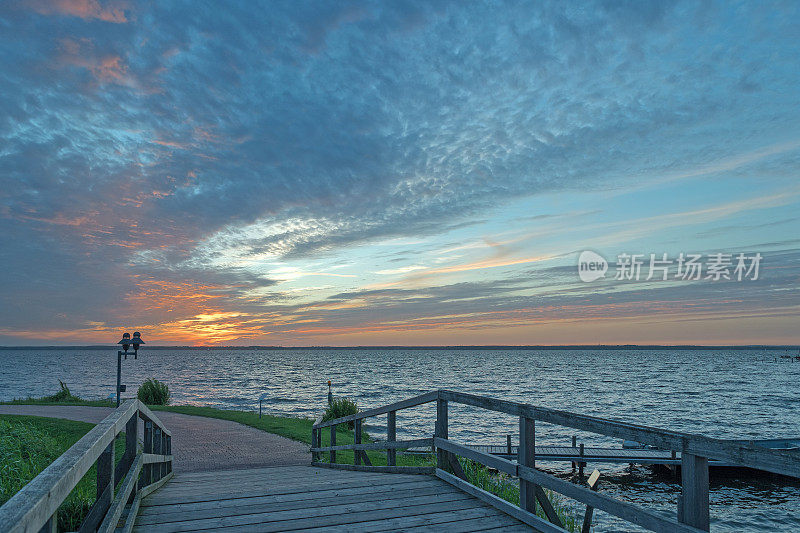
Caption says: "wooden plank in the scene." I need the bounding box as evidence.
[330,424,336,463]
[138,472,173,499]
[533,485,564,529]
[439,389,800,477]
[313,391,438,429]
[387,410,397,466]
[141,420,153,489]
[435,469,566,533]
[143,499,485,533]
[138,479,446,517]
[98,454,143,533]
[79,483,111,533]
[136,491,479,532]
[147,474,430,505]
[295,506,517,532]
[517,464,703,533]
[434,438,516,476]
[518,416,536,516]
[120,494,142,533]
[436,398,448,470]
[311,462,435,474]
[353,420,361,466]
[153,468,428,492]
[447,452,468,481]
[137,402,172,437]
[142,453,173,464]
[115,414,138,489]
[679,453,709,531]
[0,400,138,533]
[137,484,462,525]
[394,513,524,532]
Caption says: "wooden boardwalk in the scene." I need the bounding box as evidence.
[132,466,533,532]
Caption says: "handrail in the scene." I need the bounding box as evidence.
[312,390,438,428]
[0,399,173,533]
[311,389,800,532]
[439,390,800,478]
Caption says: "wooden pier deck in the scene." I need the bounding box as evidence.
[132,465,533,532]
[4,391,800,533]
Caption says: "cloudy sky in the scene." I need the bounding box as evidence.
[0,0,798,346]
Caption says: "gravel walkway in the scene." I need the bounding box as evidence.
[0,405,309,473]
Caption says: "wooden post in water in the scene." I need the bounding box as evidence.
[387,410,397,466]
[330,424,337,464]
[579,442,585,478]
[679,452,710,531]
[506,434,512,455]
[518,416,536,515]
[572,435,577,472]
[582,469,601,533]
[354,420,361,466]
[435,398,448,470]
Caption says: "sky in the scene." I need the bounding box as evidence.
[0,0,799,346]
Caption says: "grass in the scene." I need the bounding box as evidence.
[0,414,126,531]
[2,381,115,407]
[458,458,581,531]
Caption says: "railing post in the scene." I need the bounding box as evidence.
[125,413,138,503]
[96,440,115,516]
[38,513,56,533]
[166,434,172,474]
[679,452,710,531]
[153,427,163,482]
[311,428,319,462]
[435,398,448,470]
[387,410,397,466]
[142,420,153,487]
[330,424,336,463]
[519,416,536,515]
[354,420,361,465]
[161,431,168,479]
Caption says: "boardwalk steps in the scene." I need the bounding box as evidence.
[132,466,531,532]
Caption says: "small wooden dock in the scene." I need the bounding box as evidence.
[3,390,800,533]
[133,465,532,532]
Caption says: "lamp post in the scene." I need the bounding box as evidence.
[116,331,145,407]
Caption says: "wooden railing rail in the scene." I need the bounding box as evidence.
[0,400,173,533]
[311,389,800,532]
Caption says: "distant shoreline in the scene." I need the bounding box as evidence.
[0,344,796,350]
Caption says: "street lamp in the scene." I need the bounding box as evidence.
[116,331,145,407]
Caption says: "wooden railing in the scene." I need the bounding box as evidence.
[0,400,173,533]
[311,389,800,532]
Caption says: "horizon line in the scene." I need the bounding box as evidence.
[0,344,797,350]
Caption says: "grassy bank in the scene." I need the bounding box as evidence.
[0,415,125,531]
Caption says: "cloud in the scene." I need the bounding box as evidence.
[1,1,800,343]
[26,0,130,23]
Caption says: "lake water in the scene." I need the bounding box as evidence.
[1,347,798,531]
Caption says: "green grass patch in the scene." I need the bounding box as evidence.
[458,458,581,531]
[0,414,126,532]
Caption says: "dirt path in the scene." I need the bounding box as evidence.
[0,405,309,473]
